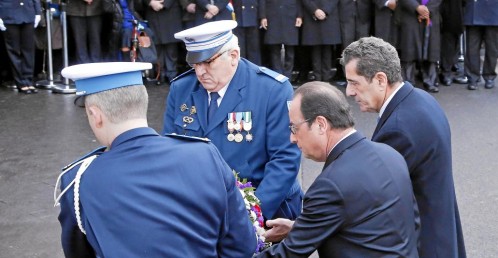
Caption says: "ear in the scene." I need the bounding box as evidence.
[374,72,389,89]
[315,116,328,132]
[229,49,239,65]
[87,106,104,129]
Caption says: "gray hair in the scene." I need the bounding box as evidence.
[340,37,403,84]
[294,81,355,129]
[85,85,148,124]
[219,34,241,61]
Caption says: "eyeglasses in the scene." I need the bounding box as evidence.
[188,50,228,68]
[289,118,311,134]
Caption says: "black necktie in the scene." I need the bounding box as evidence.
[208,92,219,124]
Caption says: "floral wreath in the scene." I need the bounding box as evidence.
[234,172,272,253]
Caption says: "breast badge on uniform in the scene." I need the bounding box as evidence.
[180,103,197,133]
[227,111,253,143]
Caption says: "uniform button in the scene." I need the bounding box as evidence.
[20,2,24,5]
[242,6,245,9]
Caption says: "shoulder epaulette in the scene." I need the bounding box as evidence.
[62,146,107,172]
[164,133,211,142]
[258,66,288,83]
[171,68,196,82]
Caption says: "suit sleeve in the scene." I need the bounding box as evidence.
[58,169,96,258]
[254,81,301,219]
[33,0,42,15]
[256,177,345,257]
[213,146,257,257]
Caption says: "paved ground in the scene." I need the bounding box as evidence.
[0,78,497,257]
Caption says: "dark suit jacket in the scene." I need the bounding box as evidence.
[256,131,419,257]
[373,82,466,257]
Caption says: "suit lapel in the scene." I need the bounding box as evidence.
[323,131,365,171]
[205,61,247,134]
[372,82,415,137]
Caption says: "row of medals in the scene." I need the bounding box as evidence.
[227,112,253,142]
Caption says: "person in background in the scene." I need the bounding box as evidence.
[396,0,442,93]
[463,0,498,90]
[342,36,466,257]
[300,0,341,83]
[142,0,183,85]
[163,20,303,222]
[438,0,467,87]
[57,61,256,257]
[0,0,42,94]
[259,0,302,78]
[66,0,104,64]
[256,81,419,257]
[232,0,262,65]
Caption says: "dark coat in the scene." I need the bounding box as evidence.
[373,82,467,258]
[0,0,41,24]
[338,0,372,47]
[441,0,463,35]
[256,132,419,257]
[193,0,232,25]
[373,0,398,46]
[58,128,256,257]
[396,0,442,62]
[301,0,341,46]
[259,0,302,45]
[66,0,104,16]
[463,0,498,26]
[142,0,183,44]
[233,0,259,27]
[163,59,302,220]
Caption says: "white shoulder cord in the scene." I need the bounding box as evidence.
[53,155,97,235]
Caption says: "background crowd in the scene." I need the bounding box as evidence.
[0,0,497,93]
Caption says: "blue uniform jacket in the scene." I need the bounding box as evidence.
[57,127,256,257]
[256,132,419,257]
[373,82,466,257]
[163,59,302,220]
[0,0,41,24]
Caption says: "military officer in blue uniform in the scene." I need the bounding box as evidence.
[55,62,256,257]
[163,20,303,221]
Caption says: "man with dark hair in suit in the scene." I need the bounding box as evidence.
[256,81,419,257]
[342,36,466,258]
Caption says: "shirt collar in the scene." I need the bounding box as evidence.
[379,82,404,118]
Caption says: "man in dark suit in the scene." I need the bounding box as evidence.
[56,62,256,257]
[163,20,302,221]
[256,81,419,257]
[342,36,466,258]
[463,0,498,90]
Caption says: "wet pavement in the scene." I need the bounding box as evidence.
[0,79,497,257]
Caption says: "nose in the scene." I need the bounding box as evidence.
[345,83,355,96]
[290,133,297,144]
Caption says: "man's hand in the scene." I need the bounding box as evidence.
[0,18,6,31]
[84,0,93,4]
[260,18,268,30]
[314,9,326,20]
[206,4,219,16]
[150,0,165,11]
[386,0,396,11]
[263,218,294,242]
[295,17,302,27]
[186,3,196,13]
[34,15,41,28]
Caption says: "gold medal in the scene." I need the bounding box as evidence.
[235,133,243,143]
[227,133,235,141]
[245,133,253,142]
